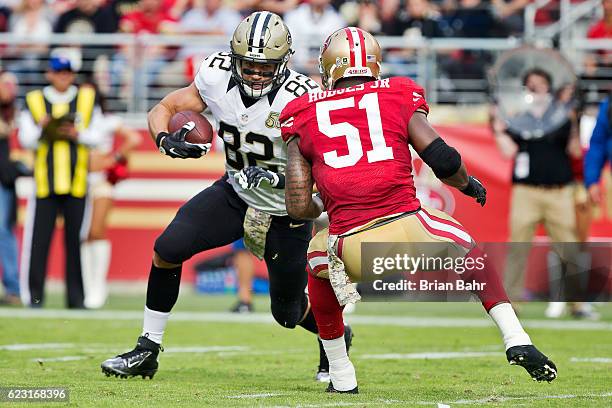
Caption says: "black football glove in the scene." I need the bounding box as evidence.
[235,166,285,190]
[156,121,211,159]
[460,176,487,207]
[313,192,325,212]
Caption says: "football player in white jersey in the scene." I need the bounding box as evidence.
[101,11,351,382]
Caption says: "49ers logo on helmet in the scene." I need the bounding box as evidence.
[346,67,370,76]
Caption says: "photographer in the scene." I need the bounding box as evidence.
[491,68,582,314]
[18,55,103,308]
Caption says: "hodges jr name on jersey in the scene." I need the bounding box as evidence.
[195,52,320,216]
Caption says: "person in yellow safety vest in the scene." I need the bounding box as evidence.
[17,55,103,309]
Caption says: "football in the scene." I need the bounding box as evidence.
[168,111,214,145]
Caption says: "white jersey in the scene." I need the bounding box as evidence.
[194,51,320,216]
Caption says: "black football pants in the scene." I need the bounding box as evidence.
[154,175,314,329]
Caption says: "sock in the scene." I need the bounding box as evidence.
[81,242,94,306]
[298,294,319,334]
[307,274,344,340]
[318,338,329,370]
[462,246,509,311]
[141,306,170,345]
[321,337,357,391]
[145,263,182,313]
[141,263,182,344]
[489,302,532,350]
[84,240,111,309]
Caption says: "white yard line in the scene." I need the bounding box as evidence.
[1,343,251,354]
[570,357,612,363]
[2,309,611,331]
[226,393,286,399]
[163,346,248,353]
[427,392,612,405]
[270,393,612,407]
[31,356,87,363]
[360,351,499,360]
[0,343,75,351]
[270,403,361,408]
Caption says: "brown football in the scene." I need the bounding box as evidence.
[168,111,214,145]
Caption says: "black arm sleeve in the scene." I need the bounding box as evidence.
[419,137,462,179]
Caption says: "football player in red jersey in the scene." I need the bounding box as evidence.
[280,27,557,393]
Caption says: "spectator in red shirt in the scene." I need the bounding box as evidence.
[588,0,612,39]
[111,0,190,22]
[111,0,177,108]
[120,0,177,34]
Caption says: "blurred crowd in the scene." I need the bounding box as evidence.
[0,0,601,39]
[0,0,568,40]
[0,0,609,101]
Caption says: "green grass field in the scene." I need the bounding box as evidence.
[1,292,611,407]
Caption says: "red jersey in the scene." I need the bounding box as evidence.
[588,20,612,39]
[280,76,428,235]
[120,10,175,34]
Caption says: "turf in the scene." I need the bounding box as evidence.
[0,293,610,407]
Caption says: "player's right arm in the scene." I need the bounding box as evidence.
[281,97,324,220]
[147,82,206,141]
[408,111,487,207]
[148,83,210,159]
[285,138,325,220]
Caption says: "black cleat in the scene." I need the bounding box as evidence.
[326,382,359,394]
[230,301,254,313]
[101,336,161,379]
[316,325,354,382]
[506,345,557,382]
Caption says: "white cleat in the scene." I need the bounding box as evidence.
[315,368,331,383]
[545,302,566,318]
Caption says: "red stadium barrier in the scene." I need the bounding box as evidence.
[14,124,612,288]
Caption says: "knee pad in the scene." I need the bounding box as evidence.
[270,296,307,329]
[154,224,193,265]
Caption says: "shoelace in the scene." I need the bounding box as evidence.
[116,348,153,360]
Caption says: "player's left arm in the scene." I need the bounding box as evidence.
[285,138,324,219]
[409,111,487,207]
[235,166,285,190]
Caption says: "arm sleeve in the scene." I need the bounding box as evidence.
[419,137,462,179]
[17,110,42,149]
[77,107,106,147]
[584,99,610,187]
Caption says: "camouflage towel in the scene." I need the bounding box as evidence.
[327,234,361,306]
[243,206,272,260]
